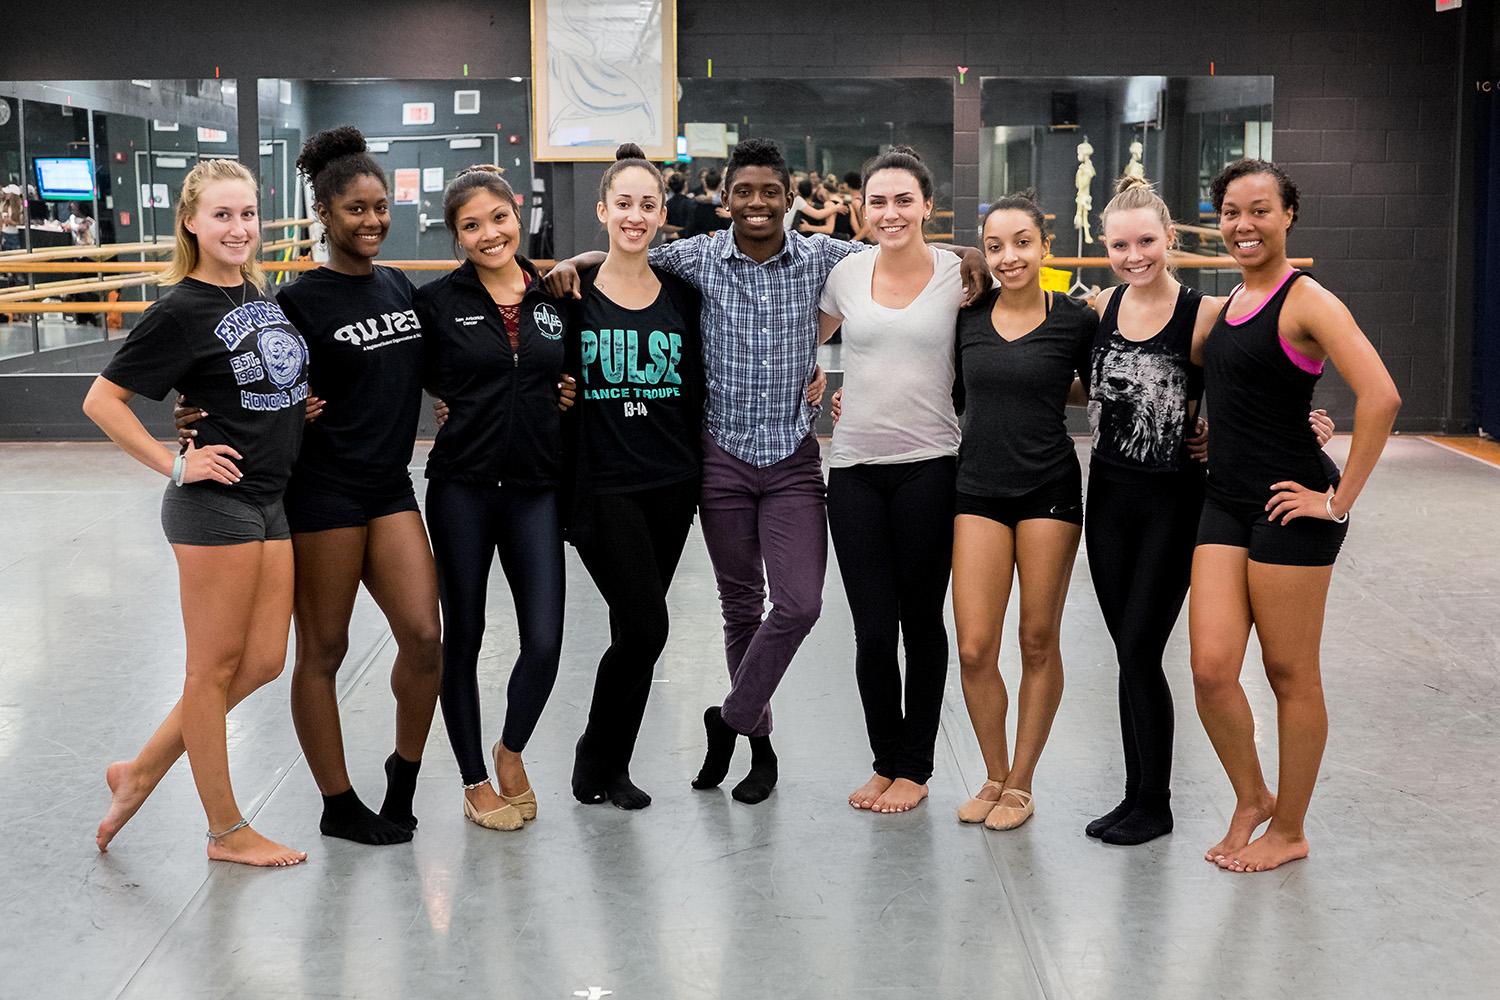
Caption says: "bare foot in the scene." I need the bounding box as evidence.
[1204,792,1276,864]
[849,774,892,810]
[873,778,928,814]
[97,760,150,852]
[205,825,307,867]
[1220,828,1309,873]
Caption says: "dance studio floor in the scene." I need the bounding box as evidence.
[1,436,1495,999]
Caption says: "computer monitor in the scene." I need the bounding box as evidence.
[34,157,95,202]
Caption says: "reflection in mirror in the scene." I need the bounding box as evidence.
[677,78,956,242]
[0,79,238,369]
[258,79,532,283]
[979,75,1272,295]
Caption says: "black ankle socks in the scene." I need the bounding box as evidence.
[605,773,652,811]
[731,735,778,804]
[1101,792,1173,846]
[691,706,739,790]
[322,788,413,846]
[379,752,422,831]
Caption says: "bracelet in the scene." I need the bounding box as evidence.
[171,452,187,487]
[1325,493,1349,523]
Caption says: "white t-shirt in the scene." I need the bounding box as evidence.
[784,195,808,231]
[819,246,964,467]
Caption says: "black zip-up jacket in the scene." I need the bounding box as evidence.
[415,257,567,487]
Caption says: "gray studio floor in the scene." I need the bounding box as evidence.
[1,436,1496,1000]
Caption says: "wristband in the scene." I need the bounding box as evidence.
[172,452,187,487]
[1324,493,1349,523]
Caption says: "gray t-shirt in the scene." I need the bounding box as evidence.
[818,246,963,468]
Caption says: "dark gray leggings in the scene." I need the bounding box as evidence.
[425,479,565,785]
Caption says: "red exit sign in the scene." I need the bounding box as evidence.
[402,102,436,126]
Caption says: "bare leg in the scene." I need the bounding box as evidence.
[1189,545,1275,863]
[288,527,366,795]
[1221,560,1333,873]
[952,515,1017,809]
[362,511,442,764]
[1001,517,1080,796]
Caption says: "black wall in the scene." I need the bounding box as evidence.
[0,0,1471,435]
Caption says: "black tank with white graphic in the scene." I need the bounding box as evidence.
[1088,283,1204,474]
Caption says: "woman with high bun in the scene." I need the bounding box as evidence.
[563,143,705,811]
[177,126,442,846]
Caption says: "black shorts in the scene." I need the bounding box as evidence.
[283,479,420,534]
[956,463,1083,529]
[160,483,290,546]
[1195,491,1348,567]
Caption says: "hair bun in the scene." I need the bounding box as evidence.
[887,144,922,161]
[296,125,367,182]
[615,142,646,161]
[1011,187,1040,204]
[461,163,506,177]
[1114,175,1154,195]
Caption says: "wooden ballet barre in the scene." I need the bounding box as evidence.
[0,241,173,263]
[1048,255,1313,268]
[1175,224,1226,243]
[260,217,314,230]
[259,237,318,253]
[1,300,151,314]
[0,273,158,301]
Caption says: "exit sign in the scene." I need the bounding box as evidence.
[1436,0,1460,10]
[402,102,436,126]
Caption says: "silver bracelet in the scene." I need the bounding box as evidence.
[171,451,187,487]
[1325,494,1349,523]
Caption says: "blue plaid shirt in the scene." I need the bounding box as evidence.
[650,230,869,467]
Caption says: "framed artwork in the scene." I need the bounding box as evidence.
[530,0,678,161]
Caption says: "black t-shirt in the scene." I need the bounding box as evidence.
[1088,283,1205,475]
[102,277,309,501]
[686,199,723,239]
[955,289,1097,497]
[571,278,703,493]
[666,193,695,231]
[276,265,423,495]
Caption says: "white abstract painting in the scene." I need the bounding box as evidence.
[532,0,677,161]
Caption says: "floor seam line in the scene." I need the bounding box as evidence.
[105,628,395,1000]
[1421,435,1500,471]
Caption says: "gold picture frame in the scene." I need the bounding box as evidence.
[530,0,678,161]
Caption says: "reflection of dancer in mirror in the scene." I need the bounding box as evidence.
[1074,139,1096,244]
[1192,160,1400,873]
[1124,139,1146,181]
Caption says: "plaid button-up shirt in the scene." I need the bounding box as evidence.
[650,229,869,467]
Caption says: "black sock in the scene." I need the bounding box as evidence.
[1086,788,1138,839]
[379,752,422,831]
[1101,791,1173,846]
[605,772,652,811]
[572,741,611,804]
[691,706,739,790]
[321,788,413,846]
[731,735,778,804]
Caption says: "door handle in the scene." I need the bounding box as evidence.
[418,212,442,233]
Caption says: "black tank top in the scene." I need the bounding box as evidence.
[831,199,855,240]
[1202,270,1336,505]
[1088,283,1204,474]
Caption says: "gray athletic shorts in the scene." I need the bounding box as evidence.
[160,482,290,546]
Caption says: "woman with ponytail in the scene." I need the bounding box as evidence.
[564,143,705,810]
[415,163,570,832]
[180,126,442,845]
[84,159,308,866]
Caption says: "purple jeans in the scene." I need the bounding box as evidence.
[699,431,828,737]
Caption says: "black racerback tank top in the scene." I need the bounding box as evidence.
[1202,269,1337,505]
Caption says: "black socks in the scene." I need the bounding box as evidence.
[731,735,778,805]
[1086,793,1137,839]
[321,788,412,846]
[574,738,653,810]
[379,752,422,831]
[1100,791,1173,846]
[691,706,739,790]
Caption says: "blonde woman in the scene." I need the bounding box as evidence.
[83,159,309,867]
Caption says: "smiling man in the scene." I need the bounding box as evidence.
[548,138,988,804]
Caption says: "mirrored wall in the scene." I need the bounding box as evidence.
[980,75,1272,292]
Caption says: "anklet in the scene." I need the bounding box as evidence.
[207,818,249,841]
[463,779,490,791]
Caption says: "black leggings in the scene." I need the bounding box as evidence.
[426,479,565,785]
[1083,463,1203,797]
[827,457,956,785]
[573,480,698,777]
